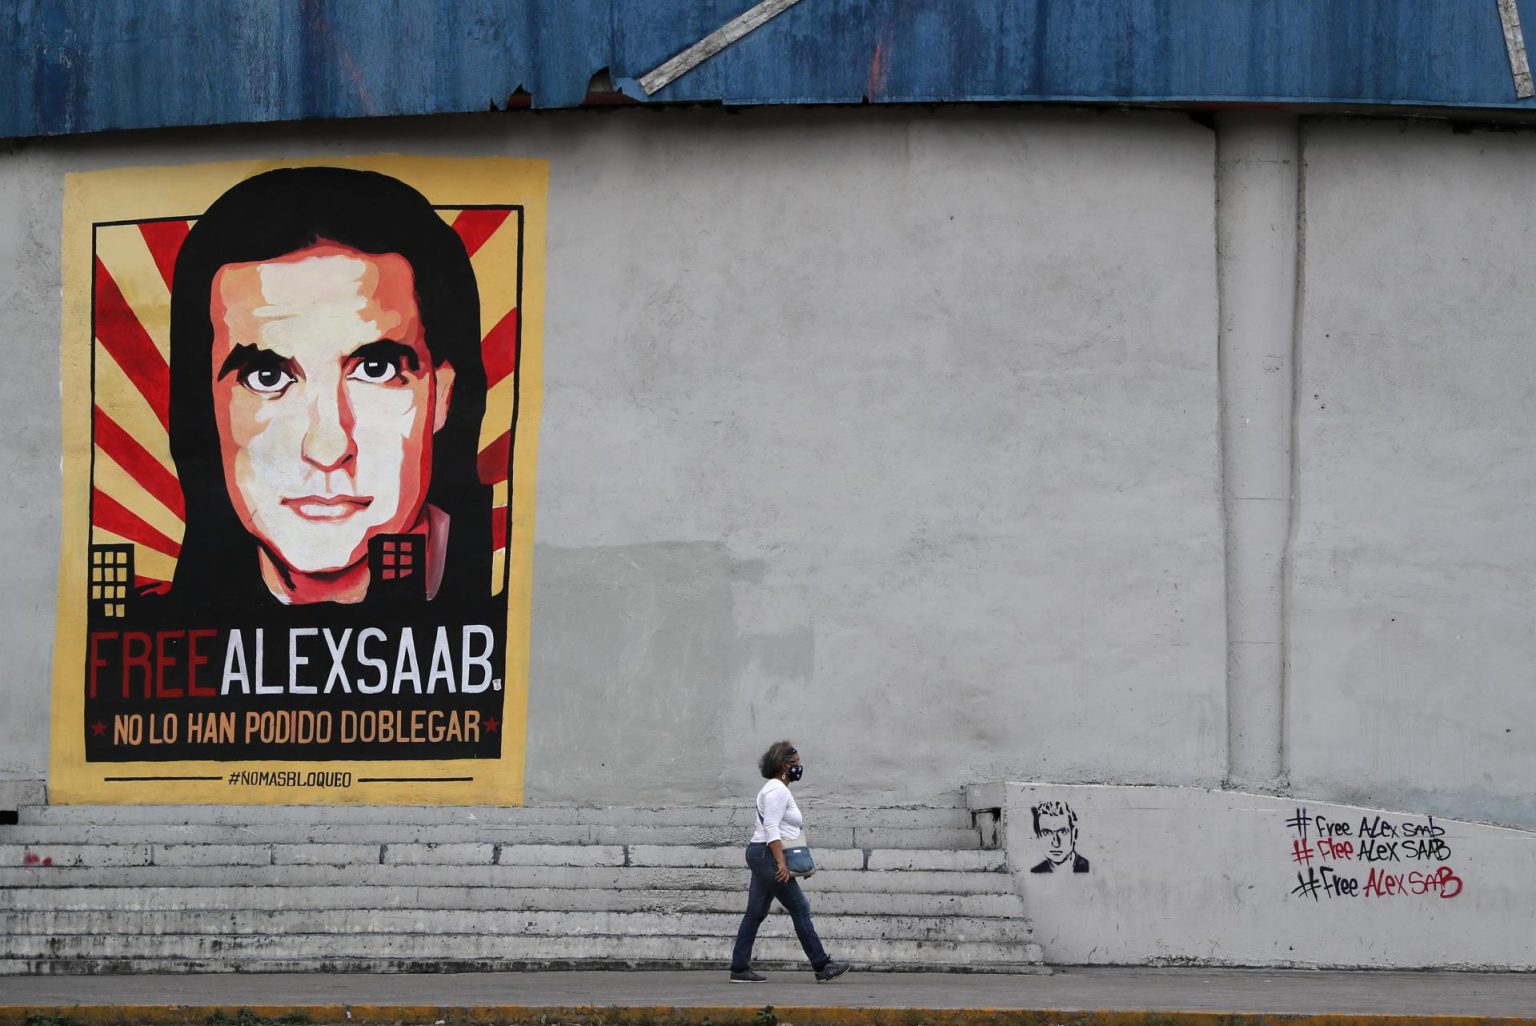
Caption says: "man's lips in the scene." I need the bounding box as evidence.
[281,494,374,522]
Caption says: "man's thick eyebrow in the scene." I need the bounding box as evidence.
[349,338,421,372]
[218,344,294,380]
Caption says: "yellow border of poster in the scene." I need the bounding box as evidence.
[50,155,546,805]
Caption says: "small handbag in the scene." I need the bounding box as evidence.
[759,808,815,878]
[782,844,816,878]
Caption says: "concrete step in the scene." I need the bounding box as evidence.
[17,803,978,831]
[0,863,1017,893]
[0,931,1041,969]
[2,908,1027,943]
[3,956,1046,975]
[627,846,1004,871]
[0,842,1004,872]
[0,885,1027,918]
[0,822,983,850]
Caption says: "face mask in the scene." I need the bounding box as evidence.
[787,764,804,782]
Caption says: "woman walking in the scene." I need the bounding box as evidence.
[728,740,850,983]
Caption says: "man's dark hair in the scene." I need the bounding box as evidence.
[166,166,490,609]
[1031,800,1077,837]
[758,740,797,779]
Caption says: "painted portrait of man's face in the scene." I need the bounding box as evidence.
[1038,812,1077,865]
[208,242,455,599]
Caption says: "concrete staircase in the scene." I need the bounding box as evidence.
[0,802,1043,974]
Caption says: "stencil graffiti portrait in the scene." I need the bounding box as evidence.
[1030,800,1090,873]
[50,157,547,804]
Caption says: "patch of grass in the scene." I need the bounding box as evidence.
[204,1010,310,1026]
[24,1014,84,1026]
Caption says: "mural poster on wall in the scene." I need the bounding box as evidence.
[49,157,546,804]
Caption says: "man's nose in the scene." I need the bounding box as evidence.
[301,379,356,473]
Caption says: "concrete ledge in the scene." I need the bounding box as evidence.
[1,823,980,850]
[968,782,1536,969]
[0,909,1027,939]
[0,863,1020,892]
[4,1007,1533,1026]
[0,779,44,811]
[0,885,1027,917]
[0,932,1036,964]
[4,967,1536,1023]
[16,805,977,829]
[0,958,1049,975]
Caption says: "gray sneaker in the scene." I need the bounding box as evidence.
[729,969,766,983]
[815,961,850,982]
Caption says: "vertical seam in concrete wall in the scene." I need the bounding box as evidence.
[1211,130,1233,782]
[1280,119,1311,785]
[1215,112,1300,790]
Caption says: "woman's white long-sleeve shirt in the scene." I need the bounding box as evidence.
[750,778,803,844]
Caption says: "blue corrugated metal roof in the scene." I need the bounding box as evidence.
[5,0,1536,140]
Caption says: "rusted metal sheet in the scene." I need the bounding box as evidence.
[5,0,1536,140]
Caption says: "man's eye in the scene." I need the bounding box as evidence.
[349,357,401,384]
[241,368,295,394]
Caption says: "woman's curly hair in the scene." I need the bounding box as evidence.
[758,740,797,779]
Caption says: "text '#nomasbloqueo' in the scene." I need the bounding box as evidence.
[226,770,352,788]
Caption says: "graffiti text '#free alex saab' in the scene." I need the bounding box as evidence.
[1287,806,1463,901]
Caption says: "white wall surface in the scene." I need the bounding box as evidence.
[971,782,1536,968]
[1289,120,1536,828]
[0,142,64,785]
[15,111,1536,828]
[529,108,1226,805]
[5,105,1536,969]
[0,107,1228,807]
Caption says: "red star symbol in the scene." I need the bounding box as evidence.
[91,721,108,736]
[482,716,500,734]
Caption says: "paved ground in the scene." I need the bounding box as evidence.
[4,967,1536,1019]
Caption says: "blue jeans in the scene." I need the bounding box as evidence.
[729,842,829,972]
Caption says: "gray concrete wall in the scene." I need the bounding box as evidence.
[10,108,1536,832]
[1288,119,1536,828]
[527,108,1226,806]
[8,106,1536,967]
[0,141,64,787]
[0,108,1227,806]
